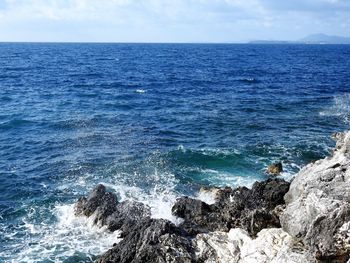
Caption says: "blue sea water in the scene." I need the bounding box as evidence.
[0,43,349,262]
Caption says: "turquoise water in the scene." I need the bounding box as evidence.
[0,43,349,262]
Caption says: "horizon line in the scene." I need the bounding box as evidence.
[0,41,349,45]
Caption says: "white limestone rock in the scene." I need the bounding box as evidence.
[281,131,350,261]
[194,228,307,263]
[194,231,241,263]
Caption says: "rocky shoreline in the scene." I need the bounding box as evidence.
[74,131,350,263]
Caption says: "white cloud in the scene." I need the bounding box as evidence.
[0,0,349,42]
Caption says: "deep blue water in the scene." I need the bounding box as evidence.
[0,43,349,262]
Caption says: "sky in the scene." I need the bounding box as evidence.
[0,0,349,42]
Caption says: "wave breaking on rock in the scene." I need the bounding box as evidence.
[74,131,350,263]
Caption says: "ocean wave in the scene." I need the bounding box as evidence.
[57,168,184,235]
[0,143,319,261]
[319,93,350,124]
[0,204,121,263]
[0,170,184,262]
[103,182,184,225]
[0,118,36,130]
[197,168,260,188]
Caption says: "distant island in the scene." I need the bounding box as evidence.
[249,33,350,44]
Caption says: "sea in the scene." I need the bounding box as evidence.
[0,43,349,262]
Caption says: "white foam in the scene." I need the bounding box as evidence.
[199,148,233,156]
[320,93,350,124]
[1,204,121,263]
[200,168,258,188]
[2,172,188,261]
[104,181,184,225]
[135,89,146,93]
[177,144,185,152]
[22,220,39,234]
[143,187,184,225]
[1,161,290,261]
[201,169,219,174]
[58,168,185,227]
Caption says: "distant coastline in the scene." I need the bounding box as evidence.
[1,34,350,45]
[248,33,350,45]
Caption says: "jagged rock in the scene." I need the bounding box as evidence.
[107,200,152,232]
[171,197,215,235]
[309,205,350,262]
[172,197,212,220]
[215,178,290,210]
[73,131,350,263]
[74,184,151,230]
[74,184,118,225]
[75,186,194,263]
[281,131,350,262]
[74,179,290,262]
[97,218,193,263]
[267,162,283,175]
[172,178,290,236]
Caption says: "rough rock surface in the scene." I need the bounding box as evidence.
[172,178,290,236]
[97,218,194,263]
[75,179,290,262]
[74,184,151,230]
[281,131,350,262]
[75,184,119,226]
[75,185,193,263]
[194,228,308,263]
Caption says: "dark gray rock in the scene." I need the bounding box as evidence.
[107,200,151,232]
[309,205,350,262]
[74,184,151,230]
[172,178,290,236]
[172,197,212,220]
[97,218,193,263]
[74,180,289,262]
[74,184,118,225]
[172,196,229,235]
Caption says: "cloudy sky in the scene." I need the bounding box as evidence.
[0,0,349,42]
